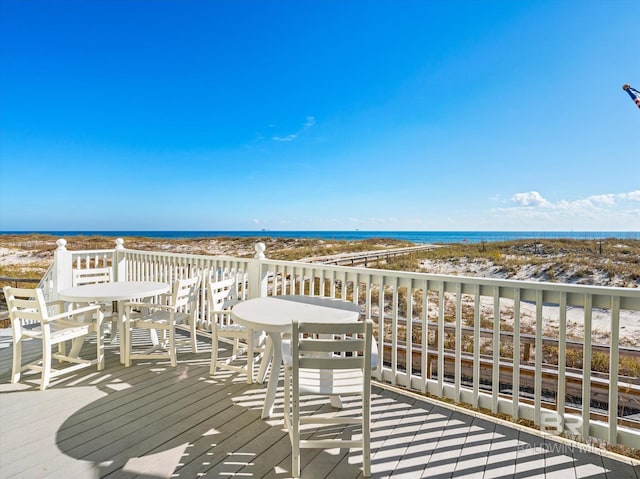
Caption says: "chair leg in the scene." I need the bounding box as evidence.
[191,319,198,353]
[363,395,371,476]
[210,330,218,376]
[11,336,22,384]
[41,340,52,391]
[96,315,104,371]
[124,320,132,367]
[291,366,302,477]
[110,318,118,343]
[291,390,301,477]
[283,369,290,426]
[246,332,254,384]
[169,328,176,367]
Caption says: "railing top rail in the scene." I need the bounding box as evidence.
[120,248,254,263]
[69,249,116,255]
[261,257,640,297]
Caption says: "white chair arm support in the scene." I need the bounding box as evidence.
[46,304,102,323]
[124,301,175,312]
[44,300,67,313]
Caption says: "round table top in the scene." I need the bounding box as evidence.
[58,281,171,302]
[231,295,361,333]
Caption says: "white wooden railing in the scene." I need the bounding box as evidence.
[40,238,640,450]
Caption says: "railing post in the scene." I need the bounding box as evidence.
[247,242,268,299]
[113,238,126,281]
[53,238,72,299]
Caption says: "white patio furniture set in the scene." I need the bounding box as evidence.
[3,269,375,477]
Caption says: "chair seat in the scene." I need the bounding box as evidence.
[21,321,93,339]
[217,323,248,332]
[132,310,190,327]
[217,324,266,344]
[49,323,94,341]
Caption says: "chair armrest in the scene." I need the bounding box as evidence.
[225,299,240,308]
[46,303,102,322]
[153,293,173,306]
[45,300,66,315]
[124,301,174,312]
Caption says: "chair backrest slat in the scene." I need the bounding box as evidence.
[172,276,200,311]
[297,322,362,335]
[299,338,367,353]
[299,356,365,370]
[292,320,373,375]
[4,286,48,324]
[208,278,236,312]
[207,278,238,328]
[72,267,112,286]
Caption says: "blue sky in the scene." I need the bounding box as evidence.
[1,0,638,232]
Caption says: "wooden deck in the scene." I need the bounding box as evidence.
[1,329,639,479]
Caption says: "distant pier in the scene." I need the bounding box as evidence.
[302,244,437,266]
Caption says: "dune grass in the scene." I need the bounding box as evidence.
[379,238,640,287]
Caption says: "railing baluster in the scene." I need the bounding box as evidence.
[512,288,521,420]
[492,288,500,414]
[454,282,462,402]
[405,278,413,388]
[377,274,384,381]
[421,279,429,394]
[473,284,481,409]
[582,293,593,440]
[534,289,543,426]
[558,292,567,430]
[609,295,620,444]
[391,277,399,381]
[437,285,445,396]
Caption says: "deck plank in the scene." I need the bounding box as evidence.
[1,330,639,479]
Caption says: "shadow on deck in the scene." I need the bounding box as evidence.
[1,330,638,479]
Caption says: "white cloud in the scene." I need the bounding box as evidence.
[272,134,297,142]
[511,191,550,207]
[492,189,640,229]
[585,191,640,205]
[587,193,617,205]
[271,116,316,142]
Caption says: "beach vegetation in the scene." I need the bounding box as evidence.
[378,238,640,288]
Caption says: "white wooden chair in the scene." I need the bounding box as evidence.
[4,286,104,391]
[283,319,373,477]
[72,267,116,339]
[124,276,199,367]
[207,278,266,384]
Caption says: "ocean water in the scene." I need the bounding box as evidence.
[1,230,638,244]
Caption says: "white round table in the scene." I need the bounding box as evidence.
[231,295,361,418]
[59,281,171,363]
